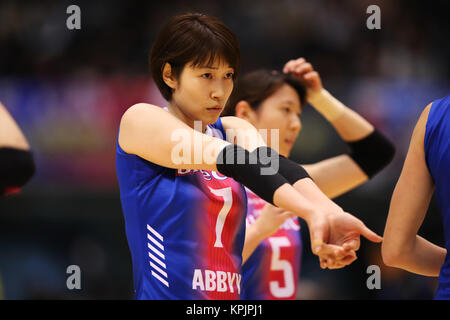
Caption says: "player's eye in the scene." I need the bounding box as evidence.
[202,73,212,79]
[225,72,234,79]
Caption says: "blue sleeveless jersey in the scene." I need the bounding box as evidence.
[116,116,247,299]
[424,94,450,300]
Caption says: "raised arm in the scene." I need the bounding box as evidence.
[283,58,395,199]
[119,103,230,171]
[382,104,446,276]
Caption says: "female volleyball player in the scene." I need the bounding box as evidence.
[224,58,395,299]
[0,102,35,196]
[382,94,450,299]
[116,13,382,300]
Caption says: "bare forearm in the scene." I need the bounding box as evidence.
[308,89,374,141]
[382,103,442,276]
[273,183,318,222]
[388,235,446,277]
[291,178,342,214]
[303,155,367,199]
[242,225,266,264]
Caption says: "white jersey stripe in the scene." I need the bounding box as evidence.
[151,270,169,287]
[150,261,168,278]
[148,242,165,259]
[147,224,164,242]
[149,252,166,269]
[147,233,164,251]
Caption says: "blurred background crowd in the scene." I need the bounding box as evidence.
[0,0,448,299]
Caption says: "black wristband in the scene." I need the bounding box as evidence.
[216,144,288,205]
[252,146,312,184]
[347,129,395,178]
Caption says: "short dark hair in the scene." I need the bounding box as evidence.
[223,70,307,116]
[149,13,241,101]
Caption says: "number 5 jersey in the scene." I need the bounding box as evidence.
[241,189,302,300]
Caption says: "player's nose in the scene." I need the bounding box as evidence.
[290,114,301,132]
[211,82,225,100]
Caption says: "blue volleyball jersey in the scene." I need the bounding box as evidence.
[424,94,450,300]
[241,189,302,300]
[116,116,247,300]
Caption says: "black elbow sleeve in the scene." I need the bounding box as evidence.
[347,129,396,178]
[0,147,36,193]
[216,144,312,204]
[216,144,288,205]
[252,146,311,185]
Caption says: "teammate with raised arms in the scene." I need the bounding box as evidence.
[223,58,395,299]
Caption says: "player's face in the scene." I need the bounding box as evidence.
[171,58,235,129]
[252,84,302,157]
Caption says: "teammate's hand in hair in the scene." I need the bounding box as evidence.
[282,57,322,97]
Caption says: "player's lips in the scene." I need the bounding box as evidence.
[206,106,223,113]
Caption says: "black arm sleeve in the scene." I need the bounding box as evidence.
[216,144,289,205]
[0,147,36,194]
[216,144,312,204]
[347,129,396,178]
[252,146,312,184]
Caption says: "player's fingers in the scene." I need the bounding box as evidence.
[329,251,357,269]
[359,222,383,243]
[310,226,326,254]
[335,251,356,262]
[315,243,347,258]
[334,252,356,266]
[327,261,346,270]
[343,238,360,251]
[286,58,305,68]
[303,71,319,80]
[295,63,313,75]
[283,60,296,74]
[339,253,358,266]
[327,256,335,266]
[327,244,357,260]
[290,58,306,70]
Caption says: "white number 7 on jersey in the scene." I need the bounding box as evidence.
[208,187,233,248]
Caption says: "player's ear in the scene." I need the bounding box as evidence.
[235,100,258,125]
[162,62,177,89]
